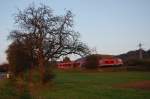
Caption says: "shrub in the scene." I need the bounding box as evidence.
[83,55,99,69]
[19,86,31,99]
[42,69,55,84]
[126,59,150,66]
[0,78,32,99]
[0,80,19,99]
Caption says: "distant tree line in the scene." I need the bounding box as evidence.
[117,49,150,66]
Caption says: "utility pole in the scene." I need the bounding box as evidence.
[138,43,143,59]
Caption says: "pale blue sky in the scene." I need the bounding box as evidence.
[0,0,150,63]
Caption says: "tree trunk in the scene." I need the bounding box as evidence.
[29,63,34,84]
[38,49,46,84]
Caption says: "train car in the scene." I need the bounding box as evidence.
[57,62,74,69]
[0,64,9,72]
[57,61,81,69]
[99,58,123,67]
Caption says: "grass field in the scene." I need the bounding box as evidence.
[32,70,150,99]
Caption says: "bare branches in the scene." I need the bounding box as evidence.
[9,4,90,62]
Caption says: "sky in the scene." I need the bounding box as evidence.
[0,0,150,63]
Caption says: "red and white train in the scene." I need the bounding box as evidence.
[57,58,123,69]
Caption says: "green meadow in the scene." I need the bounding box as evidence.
[34,70,150,99]
[0,70,150,99]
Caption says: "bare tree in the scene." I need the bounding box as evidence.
[8,4,90,83]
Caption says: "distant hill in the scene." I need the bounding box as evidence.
[75,54,115,62]
[117,49,150,61]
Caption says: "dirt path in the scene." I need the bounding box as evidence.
[115,80,150,90]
